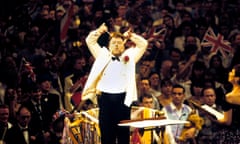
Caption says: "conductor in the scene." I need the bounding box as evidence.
[80,23,148,144]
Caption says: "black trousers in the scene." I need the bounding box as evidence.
[97,92,130,144]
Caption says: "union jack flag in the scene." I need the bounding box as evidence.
[142,24,167,42]
[201,27,233,57]
[142,25,167,52]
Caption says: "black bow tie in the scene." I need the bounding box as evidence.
[112,56,120,61]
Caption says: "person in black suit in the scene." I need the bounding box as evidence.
[21,84,51,144]
[37,75,61,129]
[4,105,35,144]
[0,104,12,143]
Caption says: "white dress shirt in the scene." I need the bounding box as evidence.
[19,125,29,144]
[97,59,127,93]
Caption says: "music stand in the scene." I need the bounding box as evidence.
[119,118,189,144]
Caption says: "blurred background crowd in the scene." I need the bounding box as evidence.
[1,0,240,143]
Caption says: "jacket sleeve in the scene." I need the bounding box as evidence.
[128,33,148,63]
[85,30,103,58]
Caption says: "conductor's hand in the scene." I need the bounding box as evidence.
[97,23,108,34]
[123,28,132,39]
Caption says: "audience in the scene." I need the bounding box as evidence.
[0,0,240,143]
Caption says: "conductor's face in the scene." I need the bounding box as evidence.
[109,37,125,56]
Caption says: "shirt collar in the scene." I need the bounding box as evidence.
[170,102,183,112]
[18,124,28,130]
[31,100,40,105]
[169,102,190,116]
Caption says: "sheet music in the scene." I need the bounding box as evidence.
[201,104,224,120]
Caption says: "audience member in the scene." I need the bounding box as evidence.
[47,116,64,144]
[21,85,52,144]
[4,87,21,123]
[0,56,19,89]
[138,78,160,110]
[229,32,240,54]
[173,21,198,52]
[148,72,161,96]
[136,59,154,83]
[169,47,183,66]
[182,35,199,59]
[64,55,88,111]
[162,84,198,143]
[188,82,204,104]
[139,93,155,109]
[196,87,224,144]
[157,78,173,109]
[172,53,198,97]
[189,61,207,88]
[131,93,163,144]
[229,45,240,70]
[0,104,12,143]
[19,60,37,96]
[207,54,228,84]
[4,105,34,144]
[203,70,227,106]
[162,14,177,50]
[159,59,173,80]
[37,75,61,124]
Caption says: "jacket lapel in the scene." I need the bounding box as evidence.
[82,50,111,103]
